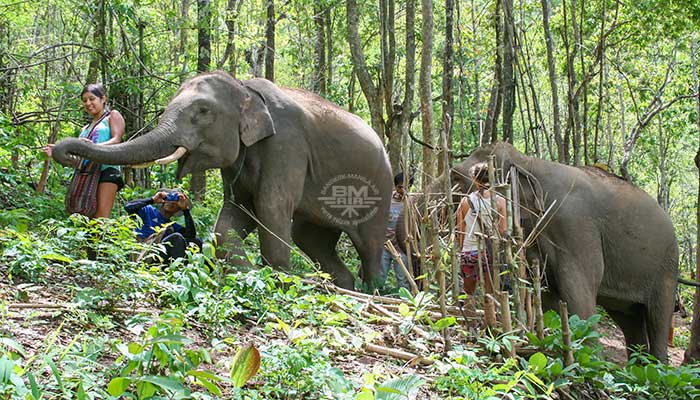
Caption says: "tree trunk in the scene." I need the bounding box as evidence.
[484,0,503,144]
[420,0,435,188]
[501,0,515,144]
[265,0,275,81]
[313,2,326,94]
[192,0,212,201]
[439,0,455,176]
[541,0,563,162]
[381,0,400,173]
[470,0,482,145]
[325,8,333,91]
[399,0,416,175]
[593,0,606,164]
[218,0,243,72]
[684,40,700,364]
[177,0,190,79]
[86,0,106,83]
[346,0,384,138]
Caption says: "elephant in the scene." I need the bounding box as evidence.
[398,142,678,363]
[51,71,393,290]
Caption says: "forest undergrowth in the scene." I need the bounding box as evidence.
[1,171,700,400]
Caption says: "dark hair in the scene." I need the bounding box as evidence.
[81,83,107,99]
[470,162,490,186]
[394,172,414,187]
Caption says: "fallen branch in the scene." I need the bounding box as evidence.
[7,302,156,314]
[363,342,435,366]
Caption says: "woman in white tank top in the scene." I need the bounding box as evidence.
[455,163,507,295]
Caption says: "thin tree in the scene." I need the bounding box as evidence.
[684,40,700,363]
[501,0,515,144]
[419,0,435,187]
[439,0,455,176]
[541,0,563,162]
[86,0,106,84]
[346,0,384,138]
[191,0,212,201]
[313,1,327,94]
[265,0,275,81]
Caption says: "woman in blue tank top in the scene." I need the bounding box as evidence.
[44,83,126,218]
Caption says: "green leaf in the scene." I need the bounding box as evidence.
[136,380,156,399]
[41,253,73,263]
[0,338,27,357]
[0,357,13,384]
[127,342,144,354]
[528,352,547,373]
[107,377,131,396]
[645,365,660,384]
[398,303,410,316]
[230,343,261,388]
[146,334,193,346]
[432,316,456,331]
[356,389,375,400]
[140,375,189,395]
[376,374,424,400]
[44,356,63,392]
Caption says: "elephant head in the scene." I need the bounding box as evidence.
[52,71,276,179]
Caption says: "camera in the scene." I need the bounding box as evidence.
[165,192,180,202]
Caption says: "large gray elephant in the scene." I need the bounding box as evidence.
[398,142,678,362]
[52,71,392,290]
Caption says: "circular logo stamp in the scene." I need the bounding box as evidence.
[318,174,381,226]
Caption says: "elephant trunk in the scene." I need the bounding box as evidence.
[52,125,179,168]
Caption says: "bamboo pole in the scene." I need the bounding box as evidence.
[533,259,545,340]
[440,127,460,303]
[559,301,574,366]
[431,212,452,352]
[487,155,501,291]
[499,291,515,358]
[385,240,420,295]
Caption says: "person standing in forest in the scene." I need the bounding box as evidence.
[455,162,507,295]
[43,83,125,218]
[380,172,413,291]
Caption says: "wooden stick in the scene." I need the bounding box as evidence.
[559,301,574,366]
[484,294,498,329]
[532,259,545,340]
[385,240,420,296]
[367,302,435,341]
[363,342,435,366]
[7,302,156,314]
[498,291,515,358]
[487,155,501,291]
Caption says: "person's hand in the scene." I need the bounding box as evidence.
[42,144,54,158]
[152,191,168,203]
[177,193,190,210]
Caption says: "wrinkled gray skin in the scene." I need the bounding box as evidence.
[398,142,678,362]
[52,71,392,290]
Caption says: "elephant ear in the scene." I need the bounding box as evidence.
[239,86,276,147]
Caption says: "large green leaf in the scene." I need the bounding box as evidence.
[230,343,261,388]
[107,377,131,397]
[376,374,424,400]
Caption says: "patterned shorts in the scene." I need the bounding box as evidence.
[460,250,491,281]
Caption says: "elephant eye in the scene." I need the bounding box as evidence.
[199,107,209,114]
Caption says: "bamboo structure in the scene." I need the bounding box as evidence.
[559,301,574,366]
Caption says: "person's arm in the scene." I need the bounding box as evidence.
[455,197,470,249]
[101,110,125,145]
[179,209,197,241]
[497,195,507,236]
[124,198,154,214]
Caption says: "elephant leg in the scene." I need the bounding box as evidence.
[644,287,674,363]
[346,223,385,290]
[553,258,599,319]
[255,200,294,269]
[608,308,648,357]
[214,200,256,266]
[292,221,354,290]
